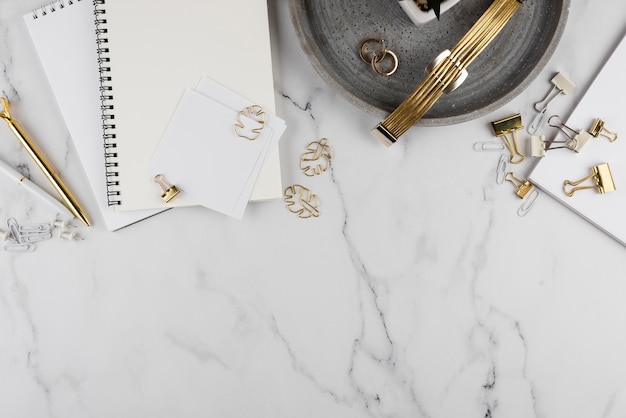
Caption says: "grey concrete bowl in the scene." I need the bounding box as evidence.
[289,0,570,126]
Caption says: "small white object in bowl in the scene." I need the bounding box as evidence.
[398,0,462,25]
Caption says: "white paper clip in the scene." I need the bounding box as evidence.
[547,116,591,153]
[495,153,509,184]
[529,72,575,134]
[517,188,539,217]
[474,141,506,152]
[4,218,50,252]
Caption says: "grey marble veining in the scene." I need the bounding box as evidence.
[0,0,626,417]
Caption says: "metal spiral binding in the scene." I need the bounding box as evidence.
[31,0,79,19]
[93,0,121,206]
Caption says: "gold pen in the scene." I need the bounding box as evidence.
[0,97,91,227]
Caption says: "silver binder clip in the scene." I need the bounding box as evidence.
[529,72,575,134]
[547,116,592,153]
[588,118,618,142]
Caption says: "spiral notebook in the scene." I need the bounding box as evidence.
[24,0,282,221]
[23,0,163,231]
[96,0,281,211]
[529,33,626,245]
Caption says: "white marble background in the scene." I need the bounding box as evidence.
[1,0,626,417]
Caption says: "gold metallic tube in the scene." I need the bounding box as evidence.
[372,0,524,146]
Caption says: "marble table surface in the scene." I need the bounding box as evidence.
[1,0,625,417]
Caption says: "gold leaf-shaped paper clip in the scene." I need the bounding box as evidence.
[300,138,334,176]
[284,184,320,218]
[234,105,267,140]
[492,113,525,164]
[153,174,180,203]
[588,118,618,142]
[563,163,616,197]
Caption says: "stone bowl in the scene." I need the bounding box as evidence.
[289,0,570,126]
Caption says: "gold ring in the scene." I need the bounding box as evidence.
[359,38,387,63]
[371,49,398,76]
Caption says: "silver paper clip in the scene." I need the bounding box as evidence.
[4,218,52,252]
[547,116,592,153]
[474,141,506,152]
[529,72,575,134]
[588,118,618,142]
[495,153,509,185]
[517,188,539,217]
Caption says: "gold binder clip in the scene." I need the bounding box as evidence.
[491,113,525,164]
[234,105,266,140]
[588,118,618,142]
[563,163,616,197]
[505,172,535,199]
[547,115,592,153]
[153,174,180,203]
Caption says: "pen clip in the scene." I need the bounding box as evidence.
[0,97,12,122]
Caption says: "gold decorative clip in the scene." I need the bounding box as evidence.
[153,174,180,203]
[300,138,333,176]
[563,163,616,197]
[234,105,267,140]
[284,184,320,218]
[588,118,618,142]
[505,172,534,199]
[492,113,525,164]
